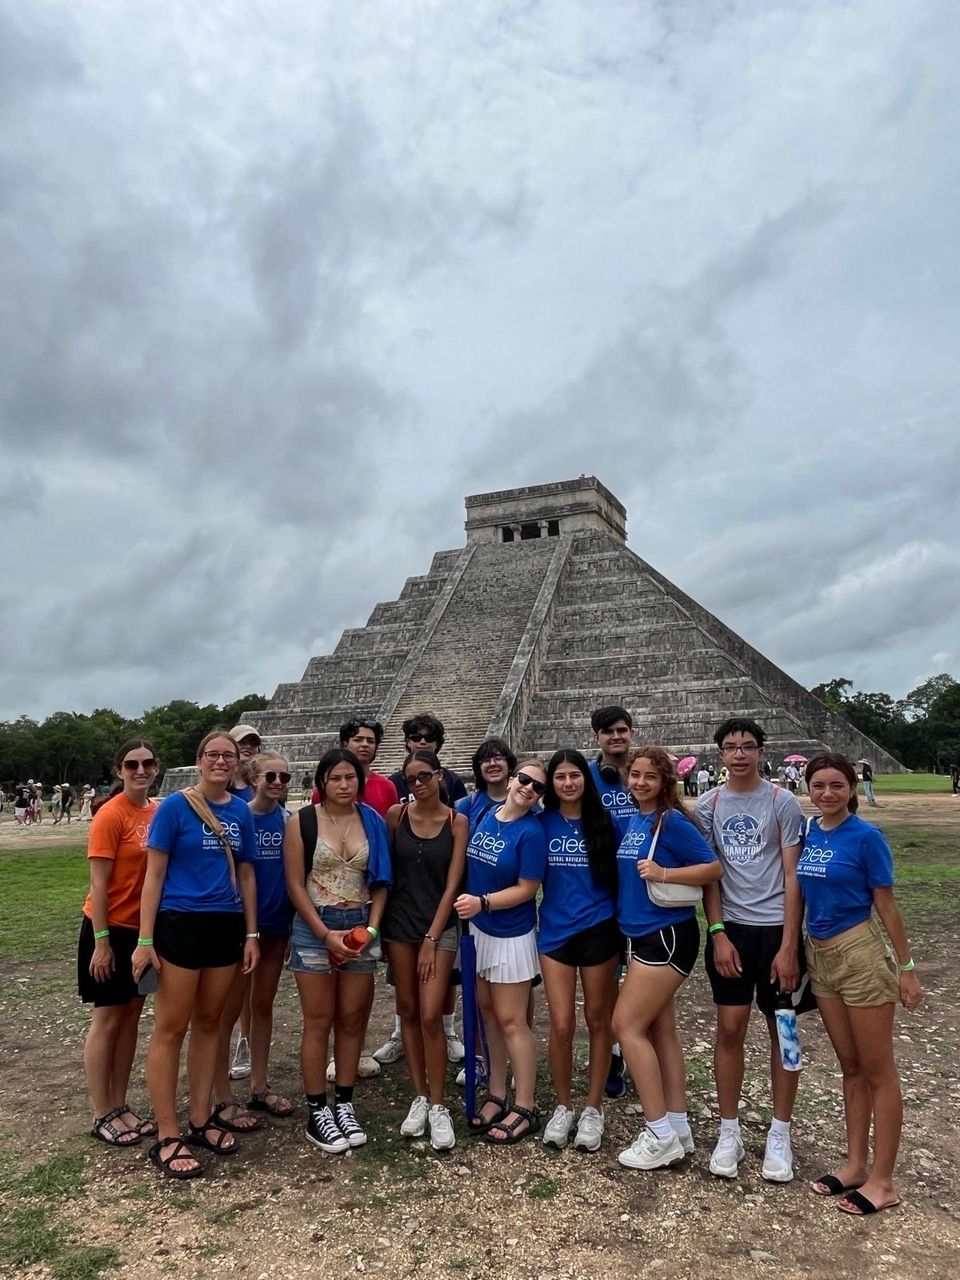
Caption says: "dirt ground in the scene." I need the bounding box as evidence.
[1,795,958,1280]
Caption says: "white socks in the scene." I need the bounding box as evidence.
[769,1117,791,1138]
[667,1110,690,1136]
[647,1115,675,1142]
[443,1013,455,1036]
[720,1117,741,1138]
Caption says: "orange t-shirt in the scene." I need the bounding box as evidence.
[82,793,159,930]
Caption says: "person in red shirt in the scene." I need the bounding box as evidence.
[78,740,160,1146]
[333,720,398,818]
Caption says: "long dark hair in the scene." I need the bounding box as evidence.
[543,749,618,895]
[805,753,859,813]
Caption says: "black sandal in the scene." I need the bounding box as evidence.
[211,1100,261,1133]
[469,1094,509,1135]
[248,1089,294,1118]
[186,1113,240,1155]
[484,1104,540,1146]
[148,1138,203,1180]
[122,1105,158,1138]
[91,1106,141,1147]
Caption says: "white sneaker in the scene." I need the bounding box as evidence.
[618,1128,685,1170]
[573,1106,604,1152]
[710,1131,746,1178]
[325,1058,336,1083]
[372,1033,404,1065]
[334,1102,367,1148]
[229,1035,251,1080]
[542,1104,576,1149]
[455,1055,487,1088]
[445,1033,465,1063]
[761,1128,794,1183]
[400,1095,430,1138]
[428,1104,456,1151]
[673,1125,695,1156]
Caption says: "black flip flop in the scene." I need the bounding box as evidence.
[148,1138,203,1180]
[812,1173,863,1197]
[837,1190,901,1217]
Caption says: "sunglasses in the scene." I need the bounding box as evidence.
[263,771,291,785]
[122,758,158,772]
[515,771,546,796]
[405,770,438,787]
[408,734,437,744]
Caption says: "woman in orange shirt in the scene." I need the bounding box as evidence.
[78,740,160,1145]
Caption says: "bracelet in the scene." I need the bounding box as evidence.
[899,959,915,972]
[366,925,380,941]
[246,932,260,940]
[661,866,667,883]
[137,937,153,947]
[93,928,110,941]
[424,932,438,944]
[708,923,726,935]
[480,894,490,913]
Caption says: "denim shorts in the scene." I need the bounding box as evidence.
[288,905,381,976]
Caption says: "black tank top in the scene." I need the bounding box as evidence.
[381,807,458,943]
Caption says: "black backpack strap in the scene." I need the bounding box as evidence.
[298,804,319,885]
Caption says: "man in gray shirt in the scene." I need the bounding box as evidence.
[694,717,806,1184]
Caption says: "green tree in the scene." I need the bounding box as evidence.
[219,693,269,726]
[809,677,854,714]
[904,673,957,720]
[927,683,960,770]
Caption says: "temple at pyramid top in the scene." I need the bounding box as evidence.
[464,476,627,545]
[161,476,903,790]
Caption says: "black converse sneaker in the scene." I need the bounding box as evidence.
[334,1102,367,1148]
[305,1104,348,1154]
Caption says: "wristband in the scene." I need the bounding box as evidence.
[246,932,260,939]
[708,923,726,935]
[480,894,490,913]
[424,932,438,944]
[366,925,379,941]
[899,959,915,972]
[137,937,153,947]
[93,928,110,940]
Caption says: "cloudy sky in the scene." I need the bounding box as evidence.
[2,1,958,722]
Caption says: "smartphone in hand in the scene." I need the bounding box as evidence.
[137,965,158,995]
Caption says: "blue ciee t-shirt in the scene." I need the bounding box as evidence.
[536,809,616,953]
[250,804,293,936]
[148,790,257,913]
[616,808,717,938]
[797,814,894,940]
[588,759,636,824]
[465,809,547,939]
[456,790,500,836]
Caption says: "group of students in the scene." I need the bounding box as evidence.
[77,708,921,1218]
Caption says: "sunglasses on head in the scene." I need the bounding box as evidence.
[263,771,291,785]
[515,771,546,796]
[122,758,158,772]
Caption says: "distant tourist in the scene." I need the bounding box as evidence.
[696,766,710,796]
[454,759,548,1144]
[613,747,721,1170]
[538,750,620,1154]
[694,717,807,1185]
[13,781,33,825]
[283,748,392,1156]
[387,713,467,805]
[338,720,398,818]
[61,782,74,823]
[80,784,96,821]
[33,783,44,824]
[132,730,260,1180]
[860,760,878,807]
[784,763,799,794]
[51,784,63,823]
[800,753,922,1216]
[79,741,160,1148]
[951,762,959,796]
[382,750,467,1150]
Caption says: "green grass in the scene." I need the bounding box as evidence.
[0,846,88,962]
[874,773,953,793]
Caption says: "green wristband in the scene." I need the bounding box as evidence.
[899,959,915,972]
[366,925,380,941]
[137,937,153,947]
[708,922,726,935]
[93,929,110,940]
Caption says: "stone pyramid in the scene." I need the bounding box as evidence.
[232,477,903,781]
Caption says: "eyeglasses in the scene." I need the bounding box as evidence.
[481,753,506,764]
[515,771,546,796]
[405,770,438,787]
[721,743,760,755]
[202,750,239,762]
[122,758,158,772]
[263,771,291,785]
[408,734,437,745]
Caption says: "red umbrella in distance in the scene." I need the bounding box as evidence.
[677,756,697,778]
[784,754,808,763]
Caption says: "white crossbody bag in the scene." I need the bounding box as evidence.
[645,815,702,908]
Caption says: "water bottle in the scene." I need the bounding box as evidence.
[775,997,802,1072]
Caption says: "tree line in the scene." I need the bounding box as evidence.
[0,696,269,788]
[809,672,960,772]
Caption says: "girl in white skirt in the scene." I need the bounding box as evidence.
[455,760,548,1144]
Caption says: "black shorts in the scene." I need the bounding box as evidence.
[626,917,700,978]
[154,909,245,971]
[77,916,140,1006]
[705,921,815,1016]
[541,916,622,968]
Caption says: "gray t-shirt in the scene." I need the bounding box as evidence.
[693,780,802,926]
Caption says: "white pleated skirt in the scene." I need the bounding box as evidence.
[469,923,541,984]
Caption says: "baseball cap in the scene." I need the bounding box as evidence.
[230,724,262,743]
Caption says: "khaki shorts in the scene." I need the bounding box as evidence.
[805,919,900,1007]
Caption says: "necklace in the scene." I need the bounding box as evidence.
[327,811,354,853]
[560,813,582,837]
